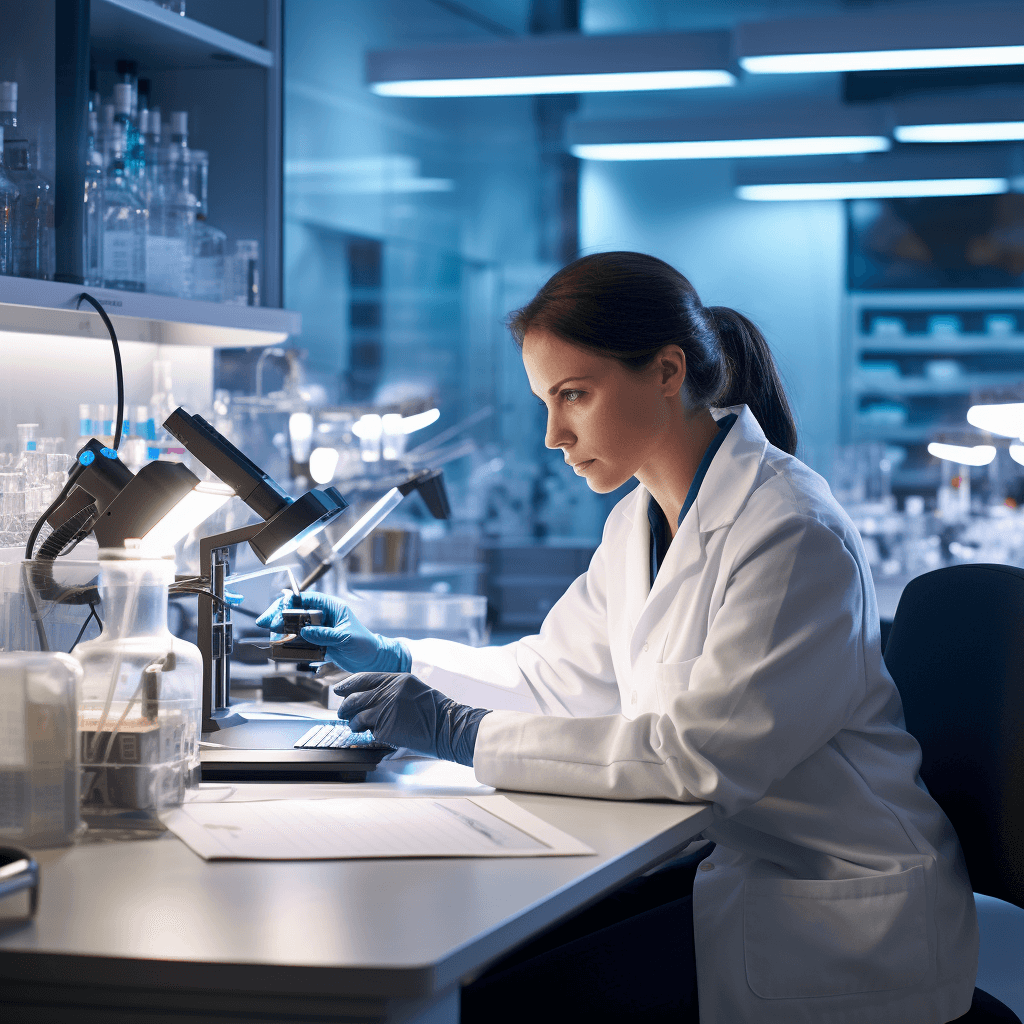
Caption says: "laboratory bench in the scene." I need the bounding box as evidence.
[0,761,713,1024]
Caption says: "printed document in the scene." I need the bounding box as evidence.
[162,795,594,860]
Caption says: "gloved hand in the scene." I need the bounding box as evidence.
[256,592,411,673]
[335,672,491,767]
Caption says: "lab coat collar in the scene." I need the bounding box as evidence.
[622,405,769,648]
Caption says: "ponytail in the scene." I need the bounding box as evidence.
[509,252,798,456]
[707,306,798,455]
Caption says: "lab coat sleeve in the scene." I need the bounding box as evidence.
[406,539,620,718]
[473,512,868,812]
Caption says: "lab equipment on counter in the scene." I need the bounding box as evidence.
[73,547,203,831]
[0,652,82,847]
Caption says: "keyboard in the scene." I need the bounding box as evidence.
[293,721,391,750]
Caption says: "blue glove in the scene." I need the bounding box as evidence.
[335,672,490,767]
[255,592,411,673]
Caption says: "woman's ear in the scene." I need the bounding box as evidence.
[657,346,687,397]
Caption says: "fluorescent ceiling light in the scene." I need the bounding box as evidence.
[367,30,735,98]
[372,69,733,97]
[399,408,440,433]
[895,121,1024,143]
[927,442,997,466]
[967,402,1024,438]
[738,178,1008,201]
[742,45,1024,75]
[572,136,889,161]
[1009,443,1024,467]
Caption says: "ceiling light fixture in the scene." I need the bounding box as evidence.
[738,178,1008,201]
[895,121,1024,144]
[736,8,1024,75]
[572,136,890,161]
[367,30,736,97]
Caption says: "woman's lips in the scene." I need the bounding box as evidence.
[572,459,595,474]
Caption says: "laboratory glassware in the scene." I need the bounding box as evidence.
[188,151,227,302]
[0,82,53,280]
[226,239,260,306]
[83,110,104,287]
[0,651,83,847]
[146,147,195,297]
[73,548,203,831]
[0,127,18,276]
[102,121,146,292]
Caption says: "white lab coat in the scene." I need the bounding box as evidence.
[407,405,978,1024]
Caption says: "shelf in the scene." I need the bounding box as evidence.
[91,0,273,71]
[857,335,1024,353]
[854,373,1024,396]
[0,278,299,348]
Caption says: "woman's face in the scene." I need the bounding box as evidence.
[522,329,682,493]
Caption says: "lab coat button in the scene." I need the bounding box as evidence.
[699,861,715,872]
[643,642,649,652]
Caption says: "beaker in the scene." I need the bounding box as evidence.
[73,548,203,831]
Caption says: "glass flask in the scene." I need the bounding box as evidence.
[73,548,202,831]
[188,151,227,302]
[102,122,146,292]
[146,147,195,297]
[0,651,83,847]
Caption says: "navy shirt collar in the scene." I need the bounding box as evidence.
[648,413,737,586]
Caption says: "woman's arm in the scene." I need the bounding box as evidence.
[407,538,620,718]
[472,512,869,810]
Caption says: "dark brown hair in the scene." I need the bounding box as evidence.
[508,251,797,455]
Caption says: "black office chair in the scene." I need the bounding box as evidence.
[884,563,1024,1023]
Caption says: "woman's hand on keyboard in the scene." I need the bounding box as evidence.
[334,672,490,767]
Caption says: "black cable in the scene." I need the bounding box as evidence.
[24,469,85,561]
[69,603,101,653]
[76,292,124,451]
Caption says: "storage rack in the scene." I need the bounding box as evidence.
[844,290,1024,488]
[0,0,288,347]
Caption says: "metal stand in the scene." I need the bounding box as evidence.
[199,524,261,732]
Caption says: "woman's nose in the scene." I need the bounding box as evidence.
[544,412,573,451]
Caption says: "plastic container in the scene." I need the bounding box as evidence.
[0,651,82,847]
[348,589,487,646]
[72,548,203,831]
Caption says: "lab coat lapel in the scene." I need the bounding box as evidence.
[630,407,768,658]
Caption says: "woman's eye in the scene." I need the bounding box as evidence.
[562,390,582,403]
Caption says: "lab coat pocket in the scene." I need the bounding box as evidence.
[653,657,700,711]
[743,865,929,999]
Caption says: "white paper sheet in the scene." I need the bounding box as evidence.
[162,795,594,860]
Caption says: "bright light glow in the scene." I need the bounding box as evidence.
[370,69,736,97]
[141,482,233,553]
[264,518,334,564]
[572,136,890,161]
[1009,444,1024,467]
[741,45,1024,75]
[400,407,441,433]
[288,412,314,463]
[967,402,1024,438]
[927,442,997,466]
[352,414,383,440]
[895,121,1024,143]
[737,178,1008,201]
[308,446,340,485]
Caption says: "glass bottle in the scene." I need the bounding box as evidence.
[1,82,54,280]
[227,239,260,306]
[146,145,195,297]
[83,110,104,287]
[102,121,146,292]
[0,127,18,276]
[188,150,226,302]
[73,548,203,831]
[0,651,83,848]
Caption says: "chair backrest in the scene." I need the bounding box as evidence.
[884,563,1024,910]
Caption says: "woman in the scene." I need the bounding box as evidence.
[259,252,978,1023]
